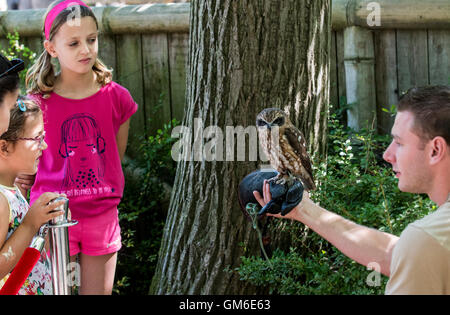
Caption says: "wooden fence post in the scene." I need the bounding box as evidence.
[343,26,376,131]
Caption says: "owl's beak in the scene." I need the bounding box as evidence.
[266,123,272,130]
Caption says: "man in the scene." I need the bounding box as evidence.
[254,85,450,294]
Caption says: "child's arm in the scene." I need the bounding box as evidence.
[15,174,36,198]
[0,194,34,279]
[116,118,131,162]
[0,192,66,279]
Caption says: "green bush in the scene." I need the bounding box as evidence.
[236,106,435,295]
[114,119,179,295]
[0,32,37,93]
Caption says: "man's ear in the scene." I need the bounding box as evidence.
[0,140,11,159]
[43,40,57,58]
[429,136,447,165]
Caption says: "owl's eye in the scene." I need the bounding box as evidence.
[273,117,285,126]
[257,119,266,127]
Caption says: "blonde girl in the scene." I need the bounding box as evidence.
[20,0,138,294]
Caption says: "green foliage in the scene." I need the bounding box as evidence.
[0,32,37,93]
[238,248,384,295]
[236,105,435,295]
[114,118,179,295]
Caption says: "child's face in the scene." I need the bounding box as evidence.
[47,16,98,75]
[0,89,20,136]
[9,113,47,175]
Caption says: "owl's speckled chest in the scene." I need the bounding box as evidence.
[259,130,302,175]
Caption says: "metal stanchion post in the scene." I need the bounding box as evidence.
[47,197,78,295]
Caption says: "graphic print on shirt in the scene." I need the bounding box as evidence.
[59,113,107,192]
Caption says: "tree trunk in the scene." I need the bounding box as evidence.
[150,0,330,295]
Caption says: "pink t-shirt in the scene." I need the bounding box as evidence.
[30,81,138,218]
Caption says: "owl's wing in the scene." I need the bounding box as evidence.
[284,126,314,181]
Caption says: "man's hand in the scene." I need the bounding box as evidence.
[253,180,309,220]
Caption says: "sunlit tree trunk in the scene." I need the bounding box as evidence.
[150,0,330,295]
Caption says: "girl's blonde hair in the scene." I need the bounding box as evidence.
[26,0,112,97]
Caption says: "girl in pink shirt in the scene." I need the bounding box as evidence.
[19,0,138,294]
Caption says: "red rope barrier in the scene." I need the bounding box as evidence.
[0,236,45,295]
[0,248,41,295]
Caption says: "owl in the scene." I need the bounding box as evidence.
[256,108,315,191]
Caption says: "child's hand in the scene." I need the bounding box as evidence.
[15,174,36,196]
[22,192,66,233]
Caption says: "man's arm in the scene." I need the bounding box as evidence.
[295,198,398,276]
[254,182,399,276]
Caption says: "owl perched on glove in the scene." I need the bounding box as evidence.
[256,108,315,191]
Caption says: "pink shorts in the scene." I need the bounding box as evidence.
[68,208,122,256]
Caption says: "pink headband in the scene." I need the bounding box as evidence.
[44,0,90,40]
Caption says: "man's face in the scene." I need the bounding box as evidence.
[383,111,431,194]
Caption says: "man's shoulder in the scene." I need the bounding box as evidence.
[408,201,450,251]
[386,223,450,294]
[398,225,437,247]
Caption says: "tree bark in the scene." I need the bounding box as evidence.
[150,0,330,295]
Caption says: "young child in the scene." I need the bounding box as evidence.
[0,99,66,295]
[0,54,24,136]
[22,0,138,294]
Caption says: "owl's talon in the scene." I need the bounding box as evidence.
[267,174,289,187]
[266,173,282,184]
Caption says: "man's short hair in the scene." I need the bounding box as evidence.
[397,85,450,147]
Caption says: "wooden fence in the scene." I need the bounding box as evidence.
[0,4,190,156]
[332,0,450,134]
[0,1,449,156]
